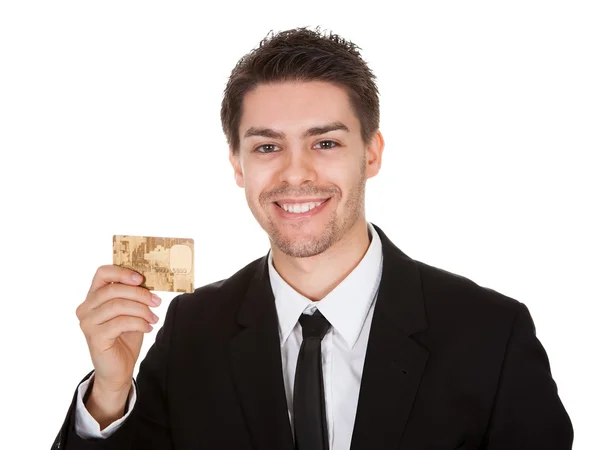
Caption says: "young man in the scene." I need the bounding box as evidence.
[52,27,573,450]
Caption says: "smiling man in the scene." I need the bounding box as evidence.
[53,27,573,450]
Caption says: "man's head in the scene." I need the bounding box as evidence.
[221,27,384,259]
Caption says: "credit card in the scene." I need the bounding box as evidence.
[113,235,194,293]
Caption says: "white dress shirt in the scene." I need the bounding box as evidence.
[75,222,384,450]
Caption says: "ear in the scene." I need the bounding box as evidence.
[365,130,384,179]
[229,148,244,188]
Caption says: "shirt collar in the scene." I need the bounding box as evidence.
[268,221,383,349]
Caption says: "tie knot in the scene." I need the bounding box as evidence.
[298,309,331,340]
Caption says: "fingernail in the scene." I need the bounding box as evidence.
[151,294,162,305]
[151,313,159,322]
[132,273,143,283]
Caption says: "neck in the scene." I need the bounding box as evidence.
[269,218,371,301]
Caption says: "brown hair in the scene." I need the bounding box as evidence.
[220,26,380,155]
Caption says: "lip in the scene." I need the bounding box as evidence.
[273,198,331,219]
[274,197,331,205]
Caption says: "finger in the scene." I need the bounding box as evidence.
[91,298,159,327]
[88,264,144,295]
[89,283,160,312]
[96,316,154,342]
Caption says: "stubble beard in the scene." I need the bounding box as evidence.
[254,160,367,259]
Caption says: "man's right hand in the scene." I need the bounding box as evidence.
[75,264,161,428]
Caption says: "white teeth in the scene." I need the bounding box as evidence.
[280,201,324,213]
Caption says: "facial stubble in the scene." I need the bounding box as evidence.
[253,155,367,258]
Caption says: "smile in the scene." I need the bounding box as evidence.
[273,198,332,218]
[276,200,327,213]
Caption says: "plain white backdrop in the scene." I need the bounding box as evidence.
[0,1,598,448]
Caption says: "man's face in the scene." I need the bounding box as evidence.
[229,81,383,258]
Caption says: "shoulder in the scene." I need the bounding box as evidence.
[374,223,524,326]
[413,259,524,331]
[166,255,265,331]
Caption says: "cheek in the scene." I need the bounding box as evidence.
[243,169,272,205]
[322,163,358,192]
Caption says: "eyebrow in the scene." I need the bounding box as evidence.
[243,121,350,140]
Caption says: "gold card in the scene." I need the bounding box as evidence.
[113,235,194,293]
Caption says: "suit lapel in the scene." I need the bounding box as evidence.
[228,255,295,450]
[350,224,430,450]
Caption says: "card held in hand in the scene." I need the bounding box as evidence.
[113,235,194,293]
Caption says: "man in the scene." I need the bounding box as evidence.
[52,27,573,449]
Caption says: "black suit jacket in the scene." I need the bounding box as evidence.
[52,224,573,449]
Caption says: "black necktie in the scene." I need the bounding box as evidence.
[293,309,331,450]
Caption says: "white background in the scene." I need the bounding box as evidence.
[1,1,598,448]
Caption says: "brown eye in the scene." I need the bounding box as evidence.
[314,140,339,150]
[255,144,280,153]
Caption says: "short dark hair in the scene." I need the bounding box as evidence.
[220,26,380,155]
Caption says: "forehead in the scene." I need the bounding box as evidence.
[239,81,359,136]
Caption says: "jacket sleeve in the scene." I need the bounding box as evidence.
[482,302,574,449]
[51,294,181,450]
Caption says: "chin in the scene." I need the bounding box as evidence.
[275,239,333,258]
[268,220,339,258]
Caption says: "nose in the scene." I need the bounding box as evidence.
[278,147,317,186]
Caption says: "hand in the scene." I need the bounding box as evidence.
[76,265,161,395]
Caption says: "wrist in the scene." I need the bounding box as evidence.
[85,381,132,430]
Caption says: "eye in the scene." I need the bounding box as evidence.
[254,140,339,153]
[254,144,281,154]
[314,140,339,150]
